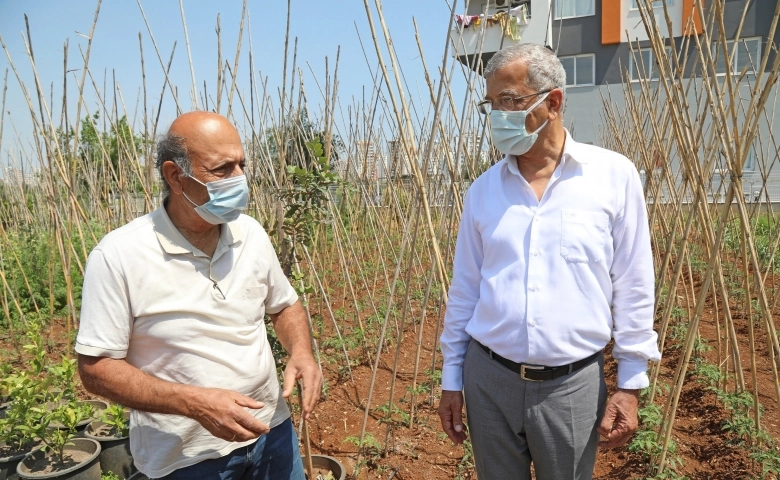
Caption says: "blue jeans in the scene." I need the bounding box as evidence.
[159,418,305,480]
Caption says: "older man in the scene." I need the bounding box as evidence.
[437,44,662,479]
[76,111,321,479]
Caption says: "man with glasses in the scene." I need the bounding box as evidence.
[76,111,321,479]
[438,44,661,479]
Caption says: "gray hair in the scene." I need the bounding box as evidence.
[155,132,192,196]
[484,44,566,93]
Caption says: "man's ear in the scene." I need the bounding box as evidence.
[162,161,184,195]
[547,88,564,120]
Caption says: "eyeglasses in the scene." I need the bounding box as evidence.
[477,89,553,114]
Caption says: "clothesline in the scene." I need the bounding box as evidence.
[454,5,529,41]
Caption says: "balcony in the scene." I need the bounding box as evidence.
[451,0,551,71]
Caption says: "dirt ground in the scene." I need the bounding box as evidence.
[1,282,777,480]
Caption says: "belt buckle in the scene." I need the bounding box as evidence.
[520,364,545,381]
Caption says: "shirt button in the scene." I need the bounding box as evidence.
[529,320,537,327]
[534,217,540,222]
[530,284,538,292]
[532,249,539,256]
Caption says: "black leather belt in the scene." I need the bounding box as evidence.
[478,342,601,381]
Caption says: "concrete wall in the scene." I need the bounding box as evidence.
[564,76,780,201]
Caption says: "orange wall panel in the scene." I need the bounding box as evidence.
[682,0,704,36]
[602,0,622,45]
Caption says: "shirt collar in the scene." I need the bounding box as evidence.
[152,205,244,256]
[500,128,589,177]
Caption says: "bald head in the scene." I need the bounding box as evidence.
[168,111,241,146]
[156,111,245,196]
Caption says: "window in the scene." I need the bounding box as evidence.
[712,37,762,75]
[629,46,674,81]
[559,54,595,86]
[554,0,594,19]
[744,147,756,171]
[630,0,670,9]
[629,48,656,81]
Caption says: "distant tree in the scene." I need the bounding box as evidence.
[260,108,344,174]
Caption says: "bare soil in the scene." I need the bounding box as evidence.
[23,449,92,475]
[1,279,777,480]
[88,422,121,439]
[0,442,38,461]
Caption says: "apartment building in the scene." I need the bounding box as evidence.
[453,0,780,200]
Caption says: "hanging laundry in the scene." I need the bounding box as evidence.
[509,4,528,25]
[455,14,481,28]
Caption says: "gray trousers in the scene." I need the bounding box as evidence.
[463,340,607,480]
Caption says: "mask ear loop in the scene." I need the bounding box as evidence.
[526,92,553,135]
[178,168,206,207]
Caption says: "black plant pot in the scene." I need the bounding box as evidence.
[82,420,135,480]
[16,438,101,480]
[308,455,345,480]
[0,450,27,480]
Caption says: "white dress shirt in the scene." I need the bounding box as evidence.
[441,130,661,391]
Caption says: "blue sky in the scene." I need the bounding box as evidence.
[0,0,473,163]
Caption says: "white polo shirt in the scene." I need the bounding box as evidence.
[75,206,298,478]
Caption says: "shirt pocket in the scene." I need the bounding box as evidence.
[560,209,609,263]
[241,284,268,324]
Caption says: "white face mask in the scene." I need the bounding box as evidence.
[489,92,550,156]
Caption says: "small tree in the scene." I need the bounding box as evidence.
[28,400,93,463]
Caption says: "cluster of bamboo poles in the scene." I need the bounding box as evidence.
[601,0,780,474]
[1,0,779,477]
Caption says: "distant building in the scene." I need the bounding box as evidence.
[452,0,780,202]
[355,140,380,180]
[2,166,37,187]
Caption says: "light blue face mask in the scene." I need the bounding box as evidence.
[182,174,249,225]
[489,92,550,156]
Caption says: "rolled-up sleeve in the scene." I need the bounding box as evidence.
[441,190,483,391]
[75,249,133,359]
[610,164,662,389]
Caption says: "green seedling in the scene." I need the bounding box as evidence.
[0,373,42,452]
[46,356,78,403]
[29,400,94,463]
[101,404,129,438]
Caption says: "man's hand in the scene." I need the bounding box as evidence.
[598,388,640,448]
[282,353,322,420]
[189,387,270,442]
[438,390,467,444]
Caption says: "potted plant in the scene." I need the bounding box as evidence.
[0,373,42,480]
[83,405,134,479]
[309,455,344,480]
[44,358,105,431]
[15,399,101,479]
